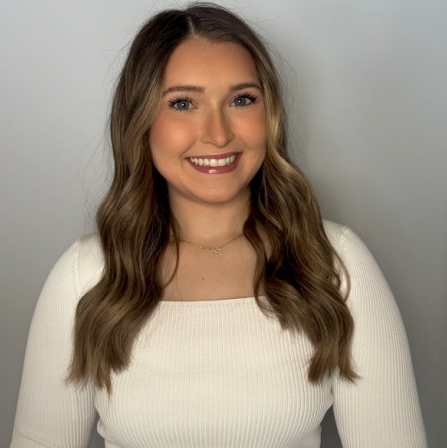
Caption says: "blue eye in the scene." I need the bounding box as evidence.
[232,93,257,107]
[169,98,193,111]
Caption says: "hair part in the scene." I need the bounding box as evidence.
[67,2,358,394]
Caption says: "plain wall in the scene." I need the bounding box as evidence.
[1,0,445,446]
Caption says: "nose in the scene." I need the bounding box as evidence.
[200,107,235,147]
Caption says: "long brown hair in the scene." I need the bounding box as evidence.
[67,2,358,393]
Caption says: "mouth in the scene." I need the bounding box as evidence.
[186,152,241,174]
[188,153,238,167]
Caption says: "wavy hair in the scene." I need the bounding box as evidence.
[67,2,358,393]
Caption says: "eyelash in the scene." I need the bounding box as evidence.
[234,91,258,107]
[168,91,258,111]
[168,96,193,110]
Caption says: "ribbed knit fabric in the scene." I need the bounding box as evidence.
[10,221,427,447]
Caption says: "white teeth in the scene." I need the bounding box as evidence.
[189,155,238,167]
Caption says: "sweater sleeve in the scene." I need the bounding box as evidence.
[331,226,427,447]
[9,239,97,448]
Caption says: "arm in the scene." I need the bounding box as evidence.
[10,239,97,448]
[332,227,427,447]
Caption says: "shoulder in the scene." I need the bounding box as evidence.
[323,220,398,316]
[74,233,104,294]
[28,234,103,339]
[47,233,103,298]
[323,219,375,271]
[322,219,391,303]
[322,219,348,253]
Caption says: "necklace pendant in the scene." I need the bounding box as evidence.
[211,248,223,256]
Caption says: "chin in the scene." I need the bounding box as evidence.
[193,187,250,205]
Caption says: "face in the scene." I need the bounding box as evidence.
[150,38,267,206]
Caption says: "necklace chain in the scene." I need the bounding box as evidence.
[180,233,243,256]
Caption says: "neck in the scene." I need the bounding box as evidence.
[169,193,250,247]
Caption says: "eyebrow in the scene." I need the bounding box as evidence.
[162,82,262,96]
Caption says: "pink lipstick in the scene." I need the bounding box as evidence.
[187,152,241,174]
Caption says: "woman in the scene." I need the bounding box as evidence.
[10,3,427,447]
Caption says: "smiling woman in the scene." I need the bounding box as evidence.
[10,2,427,448]
[150,38,267,205]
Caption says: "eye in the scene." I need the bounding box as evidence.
[168,97,194,111]
[232,92,257,108]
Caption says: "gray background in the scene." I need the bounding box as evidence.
[1,0,445,446]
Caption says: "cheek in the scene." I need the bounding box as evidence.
[235,109,268,148]
[150,112,196,156]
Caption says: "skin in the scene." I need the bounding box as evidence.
[150,37,267,301]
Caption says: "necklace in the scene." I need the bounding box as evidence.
[180,233,243,256]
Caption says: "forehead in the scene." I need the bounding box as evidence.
[162,38,259,86]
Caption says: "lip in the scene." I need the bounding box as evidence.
[187,151,239,159]
[187,152,241,174]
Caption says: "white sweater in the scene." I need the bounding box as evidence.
[10,221,427,447]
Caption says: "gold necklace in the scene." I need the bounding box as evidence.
[180,233,243,256]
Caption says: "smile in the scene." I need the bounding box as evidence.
[187,152,241,174]
[188,155,237,167]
